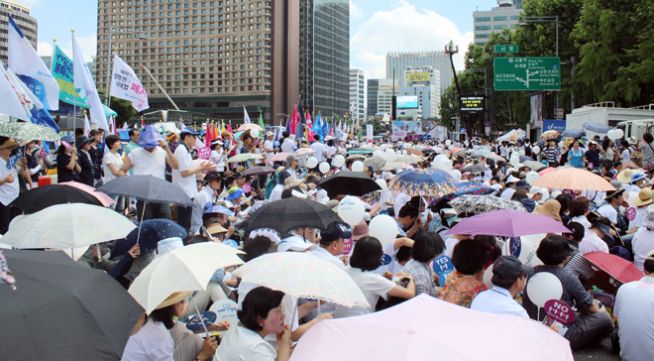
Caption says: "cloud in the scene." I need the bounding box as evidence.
[36,34,97,62]
[350,0,363,18]
[37,41,52,57]
[351,1,473,79]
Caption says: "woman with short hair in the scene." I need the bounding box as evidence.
[401,232,445,297]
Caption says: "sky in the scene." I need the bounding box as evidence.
[27,0,501,78]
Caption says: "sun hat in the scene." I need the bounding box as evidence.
[154,291,191,311]
[630,172,647,184]
[206,223,228,235]
[0,138,18,150]
[617,169,636,184]
[534,199,562,222]
[605,188,625,201]
[634,188,654,208]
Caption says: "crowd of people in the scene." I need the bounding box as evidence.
[1,124,654,361]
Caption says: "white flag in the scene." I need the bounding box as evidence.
[73,34,108,131]
[110,54,149,112]
[243,106,251,124]
[83,112,91,137]
[0,59,34,121]
[8,16,59,111]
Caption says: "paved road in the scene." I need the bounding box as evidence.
[574,338,620,361]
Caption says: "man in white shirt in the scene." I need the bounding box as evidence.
[471,256,530,318]
[311,222,350,269]
[579,218,612,254]
[173,129,215,232]
[281,133,297,153]
[614,250,654,361]
[309,134,327,162]
[0,137,19,234]
[262,131,275,159]
[597,189,625,228]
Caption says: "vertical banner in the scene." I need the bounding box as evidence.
[366,124,373,140]
[110,54,149,112]
[50,45,89,108]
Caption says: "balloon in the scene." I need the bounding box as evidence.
[337,196,366,226]
[526,171,539,185]
[306,157,318,169]
[332,154,345,167]
[607,129,624,141]
[368,214,398,246]
[373,150,384,158]
[449,169,462,182]
[532,146,541,155]
[445,140,452,146]
[251,129,260,139]
[351,161,364,172]
[526,272,563,308]
[319,162,330,174]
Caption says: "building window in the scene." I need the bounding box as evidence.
[493,24,507,30]
[475,16,491,22]
[493,16,508,21]
[475,25,491,31]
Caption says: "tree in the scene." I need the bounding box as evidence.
[108,97,138,124]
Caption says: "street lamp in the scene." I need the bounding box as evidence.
[104,25,147,105]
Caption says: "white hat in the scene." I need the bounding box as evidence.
[644,205,654,230]
[157,237,184,255]
[277,235,316,252]
[506,175,521,183]
[529,187,550,204]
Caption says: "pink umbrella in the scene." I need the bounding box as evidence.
[59,181,115,207]
[290,294,573,361]
[267,152,291,164]
[447,209,570,237]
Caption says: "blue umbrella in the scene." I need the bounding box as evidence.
[110,219,187,259]
[389,169,456,197]
[441,182,495,202]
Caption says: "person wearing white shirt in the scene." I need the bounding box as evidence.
[218,286,291,361]
[191,171,222,234]
[0,137,20,234]
[102,134,125,184]
[632,206,654,271]
[209,140,226,173]
[597,189,625,227]
[578,222,611,255]
[614,251,654,361]
[280,134,297,153]
[262,131,275,160]
[310,222,349,270]
[309,135,327,162]
[471,256,530,318]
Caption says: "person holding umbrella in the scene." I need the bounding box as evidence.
[0,137,20,234]
[56,135,81,183]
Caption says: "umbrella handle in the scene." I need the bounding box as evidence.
[135,201,147,246]
[191,296,211,335]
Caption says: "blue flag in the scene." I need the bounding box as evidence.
[312,113,323,142]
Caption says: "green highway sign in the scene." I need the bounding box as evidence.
[494,44,519,54]
[494,57,561,91]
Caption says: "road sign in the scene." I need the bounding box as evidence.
[494,44,519,54]
[494,57,561,91]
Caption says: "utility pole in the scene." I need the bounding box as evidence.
[445,41,460,139]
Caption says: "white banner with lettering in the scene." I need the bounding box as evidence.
[110,54,149,112]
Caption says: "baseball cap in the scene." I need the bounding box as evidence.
[492,255,532,280]
[203,203,235,217]
[180,129,200,138]
[319,222,352,246]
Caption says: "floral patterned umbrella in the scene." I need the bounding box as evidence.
[0,122,59,142]
[449,194,526,215]
[440,182,496,202]
[389,169,456,197]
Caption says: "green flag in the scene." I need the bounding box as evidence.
[258,111,265,128]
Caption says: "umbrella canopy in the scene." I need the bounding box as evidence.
[394,154,423,164]
[232,252,368,308]
[56,116,85,129]
[110,219,188,259]
[289,294,573,361]
[462,164,485,174]
[389,169,456,197]
[128,242,244,314]
[294,148,315,157]
[541,130,560,141]
[11,184,104,214]
[267,152,292,164]
[447,209,570,237]
[363,156,385,172]
[440,182,495,202]
[245,197,343,235]
[243,166,275,176]
[0,250,143,361]
[2,203,136,249]
[347,148,374,155]
[236,123,263,132]
[0,122,60,142]
[584,252,643,284]
[227,153,263,163]
[523,160,547,171]
[59,181,115,207]
[450,195,526,215]
[100,175,193,205]
[381,161,409,171]
[532,167,615,191]
[318,171,381,198]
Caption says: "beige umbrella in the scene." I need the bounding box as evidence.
[382,162,409,171]
[227,153,263,163]
[128,242,244,314]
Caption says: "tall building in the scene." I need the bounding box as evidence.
[386,51,452,96]
[96,0,349,124]
[399,67,440,119]
[376,79,394,116]
[473,0,522,46]
[513,0,523,9]
[349,69,365,123]
[366,79,379,118]
[0,0,37,63]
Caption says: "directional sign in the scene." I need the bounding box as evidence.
[494,57,561,91]
[494,44,520,54]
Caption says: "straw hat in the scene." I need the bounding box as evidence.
[206,223,228,235]
[534,199,562,222]
[154,291,191,311]
[617,169,636,184]
[635,188,654,208]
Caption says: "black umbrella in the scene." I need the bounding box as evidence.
[11,184,103,214]
[0,250,143,361]
[111,219,188,259]
[246,197,343,235]
[100,175,192,205]
[56,116,85,130]
[318,171,381,198]
[243,166,275,176]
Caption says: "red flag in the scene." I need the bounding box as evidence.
[205,122,212,148]
[290,104,300,134]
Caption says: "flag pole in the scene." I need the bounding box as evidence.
[71,29,77,146]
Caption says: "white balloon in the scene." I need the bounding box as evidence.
[351,160,364,172]
[251,129,260,139]
[368,214,397,246]
[607,129,624,141]
[373,150,385,158]
[449,169,462,182]
[526,171,539,185]
[526,272,563,308]
[306,157,318,169]
[532,146,541,155]
[319,162,330,174]
[337,196,366,226]
[332,154,345,167]
[445,140,452,146]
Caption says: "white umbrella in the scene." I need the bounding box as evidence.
[232,252,369,308]
[2,203,135,249]
[128,242,244,314]
[227,153,263,163]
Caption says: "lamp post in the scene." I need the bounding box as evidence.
[104,25,147,106]
[445,41,461,140]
